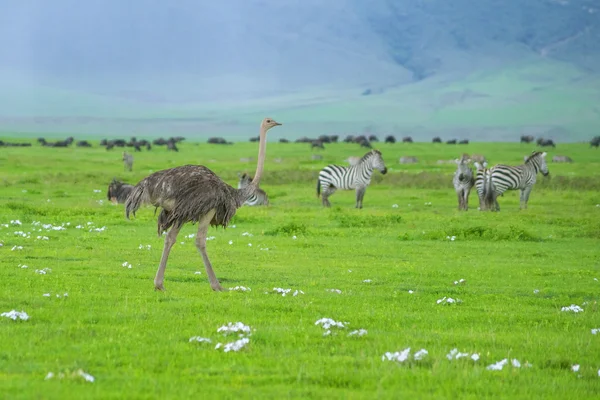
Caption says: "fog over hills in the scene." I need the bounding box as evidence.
[1,0,599,140]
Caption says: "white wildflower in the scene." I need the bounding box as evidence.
[392,204,399,208]
[561,304,584,313]
[486,359,509,371]
[382,348,411,363]
[572,364,580,372]
[122,262,132,269]
[45,372,54,380]
[10,220,22,226]
[77,369,95,383]
[326,289,342,294]
[471,353,480,361]
[292,235,297,240]
[35,268,51,275]
[533,289,540,294]
[207,236,215,241]
[408,290,414,294]
[11,245,23,251]
[363,279,372,283]
[414,349,428,360]
[215,337,250,352]
[1,310,30,321]
[93,189,101,193]
[228,240,233,245]
[592,328,599,335]
[248,243,252,247]
[315,318,347,330]
[348,329,368,337]
[189,336,212,343]
[217,322,252,335]
[229,286,251,292]
[242,232,253,237]
[512,359,521,368]
[43,293,51,297]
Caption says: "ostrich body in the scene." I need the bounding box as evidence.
[125,118,281,292]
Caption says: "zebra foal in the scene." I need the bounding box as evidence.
[485,151,549,211]
[317,149,387,208]
[452,155,474,211]
[122,152,133,171]
[237,173,269,206]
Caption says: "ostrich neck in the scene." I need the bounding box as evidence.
[237,126,267,203]
[251,127,267,186]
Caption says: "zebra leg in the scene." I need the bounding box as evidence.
[457,191,464,210]
[355,187,366,209]
[321,186,335,207]
[520,187,533,209]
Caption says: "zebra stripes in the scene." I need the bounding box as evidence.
[122,152,133,171]
[484,151,549,211]
[237,173,269,206]
[317,149,387,208]
[453,156,474,211]
[473,161,496,211]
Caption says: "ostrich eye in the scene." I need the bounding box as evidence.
[267,119,271,123]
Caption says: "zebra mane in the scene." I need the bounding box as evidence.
[524,151,544,164]
[360,150,380,162]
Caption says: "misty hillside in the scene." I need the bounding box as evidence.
[0,0,599,140]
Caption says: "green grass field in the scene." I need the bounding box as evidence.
[1,139,599,399]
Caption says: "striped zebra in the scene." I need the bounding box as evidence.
[473,161,496,211]
[452,155,474,211]
[107,178,134,204]
[486,151,549,211]
[317,149,387,208]
[237,173,269,206]
[122,152,133,171]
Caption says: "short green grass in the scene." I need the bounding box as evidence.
[1,140,599,399]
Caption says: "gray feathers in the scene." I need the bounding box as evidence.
[125,165,250,235]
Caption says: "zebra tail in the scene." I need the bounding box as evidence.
[483,171,496,210]
[316,178,321,198]
[125,180,148,219]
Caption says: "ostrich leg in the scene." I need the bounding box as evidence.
[154,225,182,291]
[195,209,225,292]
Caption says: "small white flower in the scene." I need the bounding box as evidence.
[348,269,352,273]
[382,348,411,363]
[218,337,250,352]
[1,310,30,321]
[242,232,253,237]
[533,289,540,294]
[292,235,297,240]
[77,369,95,383]
[231,225,236,228]
[592,328,599,335]
[228,240,233,245]
[572,364,580,372]
[392,204,399,208]
[217,322,252,335]
[45,372,54,380]
[93,189,102,193]
[348,329,368,337]
[189,336,212,343]
[363,279,372,283]
[486,359,509,371]
[408,290,414,294]
[248,243,252,247]
[512,359,521,368]
[561,304,584,313]
[326,289,342,294]
[471,353,480,361]
[194,271,202,275]
[207,236,215,241]
[315,318,347,330]
[229,286,251,292]
[414,349,428,360]
[122,262,132,269]
[11,245,23,251]
[43,293,50,297]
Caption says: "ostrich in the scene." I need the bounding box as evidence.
[125,117,282,292]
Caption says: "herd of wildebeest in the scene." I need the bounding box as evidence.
[2,133,600,149]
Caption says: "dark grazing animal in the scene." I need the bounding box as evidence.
[384,135,396,144]
[311,140,325,149]
[402,136,413,143]
[107,179,134,204]
[125,118,282,292]
[368,135,379,142]
[237,173,269,206]
[317,149,387,208]
[590,136,600,148]
[520,135,534,143]
[536,138,556,148]
[447,139,457,144]
[432,137,442,143]
[552,155,573,163]
[458,139,469,144]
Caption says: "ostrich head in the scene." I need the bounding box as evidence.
[261,118,282,132]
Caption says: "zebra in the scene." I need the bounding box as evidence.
[107,178,134,204]
[453,155,474,211]
[473,161,495,211]
[486,151,549,211]
[237,173,269,206]
[316,149,387,208]
[122,152,133,171]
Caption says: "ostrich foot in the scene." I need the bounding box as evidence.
[211,283,226,292]
[154,281,165,291]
